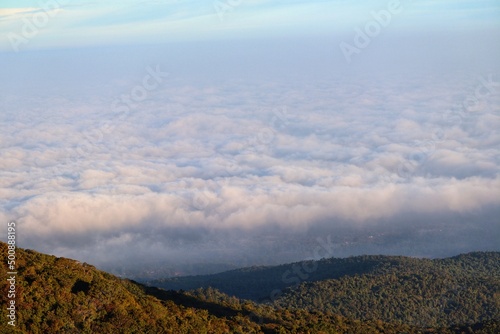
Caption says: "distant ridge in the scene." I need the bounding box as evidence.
[150,252,500,299]
[150,252,500,327]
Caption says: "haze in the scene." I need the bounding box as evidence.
[1,0,499,276]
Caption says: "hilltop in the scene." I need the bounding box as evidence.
[151,252,500,327]
[1,242,499,333]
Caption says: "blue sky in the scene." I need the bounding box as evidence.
[0,0,499,51]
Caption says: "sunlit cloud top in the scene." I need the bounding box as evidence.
[0,0,499,51]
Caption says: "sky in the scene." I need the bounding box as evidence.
[1,0,500,50]
[1,0,500,277]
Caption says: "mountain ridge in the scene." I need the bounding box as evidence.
[149,251,500,300]
[1,242,499,333]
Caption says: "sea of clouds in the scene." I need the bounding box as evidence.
[1,37,499,275]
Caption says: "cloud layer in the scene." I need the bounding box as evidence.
[1,38,500,274]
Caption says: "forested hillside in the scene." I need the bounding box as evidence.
[152,252,500,328]
[151,255,410,301]
[273,253,500,327]
[1,242,499,333]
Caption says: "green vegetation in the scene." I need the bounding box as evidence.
[273,253,500,327]
[1,242,246,333]
[151,255,402,301]
[152,252,500,329]
[1,242,499,333]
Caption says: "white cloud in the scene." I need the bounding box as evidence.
[1,38,499,270]
[0,8,39,17]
